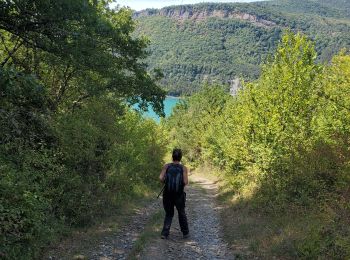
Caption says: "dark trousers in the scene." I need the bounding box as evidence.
[161,192,189,236]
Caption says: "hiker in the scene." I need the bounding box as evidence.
[159,148,189,239]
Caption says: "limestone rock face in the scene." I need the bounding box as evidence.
[133,6,276,28]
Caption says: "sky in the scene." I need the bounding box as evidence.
[113,0,265,11]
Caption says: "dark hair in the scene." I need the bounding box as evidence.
[172,148,182,161]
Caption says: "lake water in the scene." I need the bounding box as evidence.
[134,96,181,122]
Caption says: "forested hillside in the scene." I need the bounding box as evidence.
[134,0,350,95]
[265,0,350,18]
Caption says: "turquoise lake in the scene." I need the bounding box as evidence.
[134,96,181,122]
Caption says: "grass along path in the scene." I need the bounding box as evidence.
[42,197,162,260]
[197,167,337,259]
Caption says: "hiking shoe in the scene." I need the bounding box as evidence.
[183,233,190,239]
[161,234,168,239]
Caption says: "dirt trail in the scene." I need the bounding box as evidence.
[86,201,159,260]
[141,175,234,260]
[44,175,234,259]
[44,200,160,260]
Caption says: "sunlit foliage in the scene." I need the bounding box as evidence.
[166,32,350,258]
[0,0,166,258]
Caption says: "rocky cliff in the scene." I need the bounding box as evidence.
[134,6,276,27]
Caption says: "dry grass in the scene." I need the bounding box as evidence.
[193,168,347,259]
[41,196,156,260]
[219,199,328,259]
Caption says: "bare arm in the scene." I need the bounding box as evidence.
[159,164,168,183]
[183,166,189,186]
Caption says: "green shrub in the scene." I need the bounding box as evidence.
[165,32,350,258]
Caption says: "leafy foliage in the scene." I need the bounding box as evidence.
[165,32,350,258]
[0,0,166,258]
[0,0,165,112]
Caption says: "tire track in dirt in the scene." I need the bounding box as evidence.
[140,175,234,260]
[44,199,160,260]
[44,175,234,260]
[86,201,160,260]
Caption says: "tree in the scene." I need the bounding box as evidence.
[0,1,167,258]
[0,0,165,112]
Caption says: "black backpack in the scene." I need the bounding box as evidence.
[165,163,184,194]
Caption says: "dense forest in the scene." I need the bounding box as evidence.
[134,0,350,94]
[0,1,166,258]
[165,32,350,258]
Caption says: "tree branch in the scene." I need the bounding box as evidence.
[0,34,24,67]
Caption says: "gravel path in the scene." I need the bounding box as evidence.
[44,199,160,260]
[141,176,234,260]
[86,200,160,260]
[44,175,234,260]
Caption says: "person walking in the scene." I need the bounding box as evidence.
[159,148,189,239]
